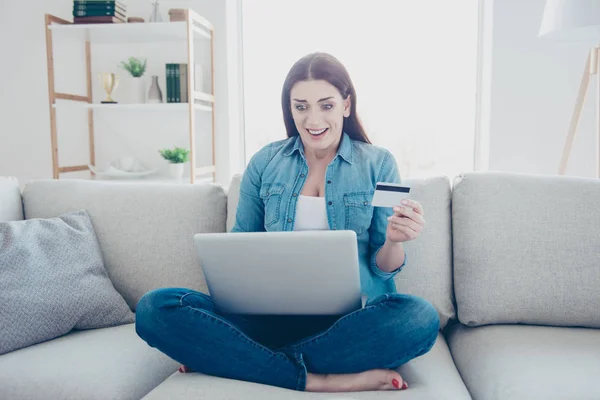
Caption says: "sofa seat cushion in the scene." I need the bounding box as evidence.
[446,323,600,400]
[0,323,178,400]
[143,333,471,400]
[0,177,23,221]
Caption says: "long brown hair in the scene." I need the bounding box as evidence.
[281,52,371,144]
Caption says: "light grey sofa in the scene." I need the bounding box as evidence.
[1,172,599,400]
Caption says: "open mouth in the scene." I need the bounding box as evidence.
[307,128,328,137]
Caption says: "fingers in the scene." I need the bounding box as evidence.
[391,224,419,240]
[387,215,422,233]
[392,206,425,226]
[400,199,424,216]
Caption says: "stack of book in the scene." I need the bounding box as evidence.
[73,0,127,24]
[166,63,195,103]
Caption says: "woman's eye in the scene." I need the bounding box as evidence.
[321,104,333,110]
[295,104,307,111]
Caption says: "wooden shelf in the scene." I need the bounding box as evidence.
[48,20,212,44]
[195,165,216,176]
[194,91,215,103]
[53,102,213,112]
[45,10,216,184]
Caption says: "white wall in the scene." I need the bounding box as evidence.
[487,0,598,177]
[0,0,243,187]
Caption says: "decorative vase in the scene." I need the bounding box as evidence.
[148,76,163,103]
[169,163,184,181]
[149,1,163,22]
[131,77,145,103]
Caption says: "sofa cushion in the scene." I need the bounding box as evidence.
[22,179,227,310]
[446,323,600,400]
[0,210,134,355]
[394,176,455,329]
[0,176,23,221]
[452,172,600,328]
[226,174,456,329]
[0,323,179,400]
[143,333,471,400]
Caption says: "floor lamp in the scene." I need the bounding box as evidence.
[540,0,600,177]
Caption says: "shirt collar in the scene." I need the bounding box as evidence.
[284,131,353,164]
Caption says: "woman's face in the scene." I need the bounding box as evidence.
[290,79,351,156]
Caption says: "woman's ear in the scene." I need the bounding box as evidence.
[344,95,351,118]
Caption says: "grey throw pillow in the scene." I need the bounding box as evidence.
[0,209,135,355]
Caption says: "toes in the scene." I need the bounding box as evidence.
[386,370,408,390]
[178,365,190,373]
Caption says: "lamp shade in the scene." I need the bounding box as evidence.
[539,0,600,41]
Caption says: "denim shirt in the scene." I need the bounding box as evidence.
[232,132,406,300]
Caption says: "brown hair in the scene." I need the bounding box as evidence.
[281,52,371,144]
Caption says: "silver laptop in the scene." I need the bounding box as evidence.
[193,230,362,315]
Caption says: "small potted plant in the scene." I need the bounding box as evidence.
[159,146,190,181]
[119,57,147,103]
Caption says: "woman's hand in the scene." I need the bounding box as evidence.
[386,199,425,243]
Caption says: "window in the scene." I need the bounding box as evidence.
[241,0,479,179]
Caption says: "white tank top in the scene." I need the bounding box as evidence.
[293,195,330,231]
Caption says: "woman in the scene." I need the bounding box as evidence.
[135,52,440,393]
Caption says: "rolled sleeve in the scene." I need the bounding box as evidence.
[368,150,406,280]
[370,245,406,280]
[231,144,271,233]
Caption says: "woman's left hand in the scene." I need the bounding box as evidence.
[386,199,425,243]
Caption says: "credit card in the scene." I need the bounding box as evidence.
[371,182,411,208]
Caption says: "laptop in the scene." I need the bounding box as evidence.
[193,230,362,315]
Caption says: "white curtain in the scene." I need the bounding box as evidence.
[241,0,479,179]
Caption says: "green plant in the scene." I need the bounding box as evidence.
[119,57,147,77]
[159,147,190,164]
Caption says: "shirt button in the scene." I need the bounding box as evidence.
[364,201,368,205]
[292,193,298,197]
[287,218,292,223]
[300,174,305,178]
[327,180,332,184]
[328,201,333,206]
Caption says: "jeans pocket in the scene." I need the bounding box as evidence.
[343,192,374,236]
[260,183,285,227]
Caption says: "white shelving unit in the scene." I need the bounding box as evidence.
[44,10,216,183]
[53,102,213,112]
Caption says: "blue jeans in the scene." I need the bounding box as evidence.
[135,288,440,391]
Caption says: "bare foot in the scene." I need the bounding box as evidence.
[178,365,192,373]
[306,369,408,392]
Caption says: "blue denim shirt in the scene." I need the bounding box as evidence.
[232,132,405,300]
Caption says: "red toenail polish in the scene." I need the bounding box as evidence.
[402,382,408,390]
[392,379,400,389]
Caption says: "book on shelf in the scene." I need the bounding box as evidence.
[73,5,126,16]
[72,0,127,23]
[166,63,199,103]
[73,9,127,18]
[73,0,126,7]
[73,15,125,24]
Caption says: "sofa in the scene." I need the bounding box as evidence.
[0,171,599,400]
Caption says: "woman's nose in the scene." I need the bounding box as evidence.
[306,109,322,126]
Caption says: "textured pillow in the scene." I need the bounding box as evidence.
[0,210,135,355]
